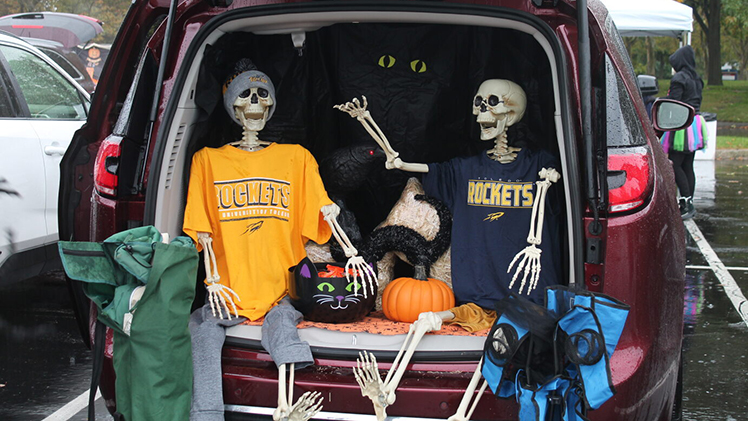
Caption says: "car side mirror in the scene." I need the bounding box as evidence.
[651,98,694,132]
[637,75,658,97]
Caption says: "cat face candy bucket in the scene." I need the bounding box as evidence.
[289,257,376,323]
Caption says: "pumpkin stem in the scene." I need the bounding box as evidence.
[414,264,428,281]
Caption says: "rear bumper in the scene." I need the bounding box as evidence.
[226,405,446,420]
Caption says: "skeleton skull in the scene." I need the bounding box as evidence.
[472,80,527,141]
[234,87,274,132]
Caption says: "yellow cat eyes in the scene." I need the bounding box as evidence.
[377,55,427,73]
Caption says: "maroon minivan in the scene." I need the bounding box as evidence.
[59,0,690,419]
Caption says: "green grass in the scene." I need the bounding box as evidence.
[717,135,748,149]
[661,80,748,123]
[701,81,748,123]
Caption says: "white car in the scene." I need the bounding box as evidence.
[0,31,90,283]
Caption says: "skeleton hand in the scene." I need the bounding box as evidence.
[206,281,241,320]
[507,244,542,295]
[334,96,371,120]
[345,256,377,299]
[354,351,389,420]
[284,391,324,421]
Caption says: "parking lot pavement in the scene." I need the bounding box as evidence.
[682,159,748,421]
[0,271,94,420]
[0,159,746,421]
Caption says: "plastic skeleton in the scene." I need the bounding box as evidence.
[336,79,560,420]
[197,68,375,421]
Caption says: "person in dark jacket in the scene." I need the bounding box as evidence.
[662,45,706,219]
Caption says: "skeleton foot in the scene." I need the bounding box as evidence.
[353,351,388,420]
[286,391,324,421]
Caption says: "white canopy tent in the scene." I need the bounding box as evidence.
[601,0,693,42]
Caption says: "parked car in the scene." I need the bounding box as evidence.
[0,12,104,94]
[23,37,96,93]
[0,31,90,284]
[59,0,691,420]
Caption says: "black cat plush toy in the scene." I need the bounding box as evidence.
[289,257,377,323]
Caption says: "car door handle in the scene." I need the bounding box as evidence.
[44,145,67,156]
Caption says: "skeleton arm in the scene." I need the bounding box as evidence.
[197,232,241,319]
[507,168,561,295]
[320,204,377,298]
[353,310,454,420]
[334,96,429,173]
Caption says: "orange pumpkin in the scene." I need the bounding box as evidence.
[382,276,455,323]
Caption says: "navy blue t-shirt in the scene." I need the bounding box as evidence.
[422,149,562,308]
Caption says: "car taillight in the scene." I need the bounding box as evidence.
[94,137,121,197]
[607,146,653,214]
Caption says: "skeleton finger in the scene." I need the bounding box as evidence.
[518,258,532,294]
[307,397,323,418]
[355,352,369,382]
[215,288,232,320]
[220,283,242,303]
[295,391,319,408]
[508,251,530,289]
[353,261,376,299]
[359,351,374,383]
[345,260,360,297]
[288,391,323,421]
[354,366,366,392]
[357,261,377,297]
[530,257,542,292]
[208,290,219,318]
[220,288,240,318]
[365,352,381,384]
[507,250,523,276]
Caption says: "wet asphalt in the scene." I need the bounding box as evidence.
[0,159,746,421]
[682,159,748,421]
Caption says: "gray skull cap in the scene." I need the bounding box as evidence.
[223,70,277,126]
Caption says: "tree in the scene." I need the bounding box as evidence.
[722,0,748,80]
[685,0,723,85]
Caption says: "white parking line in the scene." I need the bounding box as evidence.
[41,389,100,421]
[686,265,748,271]
[685,219,748,327]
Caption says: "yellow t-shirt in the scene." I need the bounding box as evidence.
[183,144,333,320]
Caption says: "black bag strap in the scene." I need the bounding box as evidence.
[89,320,106,421]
